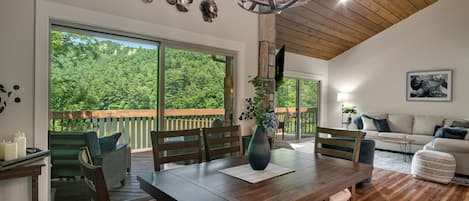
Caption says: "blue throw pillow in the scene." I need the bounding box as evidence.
[433,125,443,135]
[99,132,122,154]
[451,121,469,128]
[352,116,364,130]
[84,132,101,158]
[434,127,467,140]
[373,119,391,132]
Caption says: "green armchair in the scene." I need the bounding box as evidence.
[49,131,131,189]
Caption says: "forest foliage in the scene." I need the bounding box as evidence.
[275,78,319,109]
[50,30,225,111]
[50,30,318,112]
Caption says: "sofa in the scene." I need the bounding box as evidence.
[351,114,469,175]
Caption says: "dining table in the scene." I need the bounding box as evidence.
[137,148,372,201]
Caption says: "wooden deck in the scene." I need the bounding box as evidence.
[53,149,469,201]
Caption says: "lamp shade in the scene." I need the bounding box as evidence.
[337,92,349,102]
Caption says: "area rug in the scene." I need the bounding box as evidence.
[281,140,469,187]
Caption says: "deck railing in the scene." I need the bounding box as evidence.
[275,107,318,134]
[49,108,317,151]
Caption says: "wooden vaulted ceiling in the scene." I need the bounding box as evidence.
[276,0,439,60]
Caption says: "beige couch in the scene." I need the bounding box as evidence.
[352,113,469,175]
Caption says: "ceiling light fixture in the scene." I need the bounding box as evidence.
[238,0,312,14]
[338,0,348,4]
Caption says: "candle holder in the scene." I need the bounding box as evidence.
[0,148,50,170]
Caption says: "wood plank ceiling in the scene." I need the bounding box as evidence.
[276,0,438,60]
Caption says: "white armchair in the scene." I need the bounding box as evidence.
[424,138,469,175]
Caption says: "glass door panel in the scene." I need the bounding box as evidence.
[163,47,233,131]
[299,80,320,139]
[49,25,159,151]
[275,78,320,141]
[275,78,298,140]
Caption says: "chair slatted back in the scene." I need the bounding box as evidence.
[203,126,242,161]
[78,148,110,201]
[315,127,364,162]
[150,129,202,171]
[49,131,87,178]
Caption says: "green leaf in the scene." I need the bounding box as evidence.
[0,88,6,93]
[14,97,21,103]
[0,84,4,88]
[7,91,12,97]
[13,85,20,90]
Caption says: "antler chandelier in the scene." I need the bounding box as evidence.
[238,0,311,14]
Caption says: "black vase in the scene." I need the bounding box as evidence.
[247,125,271,170]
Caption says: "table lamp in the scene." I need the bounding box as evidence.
[337,92,349,126]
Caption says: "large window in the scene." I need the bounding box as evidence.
[50,25,159,150]
[49,24,235,151]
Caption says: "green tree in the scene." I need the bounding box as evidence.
[50,30,226,112]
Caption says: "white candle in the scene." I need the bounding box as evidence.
[0,140,5,160]
[14,132,27,158]
[4,141,18,161]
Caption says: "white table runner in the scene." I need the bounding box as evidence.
[218,163,295,184]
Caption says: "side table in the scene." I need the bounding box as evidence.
[0,164,45,201]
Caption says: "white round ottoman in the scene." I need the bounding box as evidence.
[411,150,456,184]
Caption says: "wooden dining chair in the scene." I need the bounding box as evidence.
[315,127,365,201]
[78,147,111,201]
[202,125,242,161]
[150,129,203,171]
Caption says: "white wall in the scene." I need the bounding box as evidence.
[284,52,328,125]
[326,0,469,127]
[0,0,259,200]
[0,1,36,201]
[0,0,35,151]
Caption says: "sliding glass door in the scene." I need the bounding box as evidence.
[49,23,236,151]
[275,77,320,140]
[49,25,160,150]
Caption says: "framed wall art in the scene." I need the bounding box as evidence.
[407,70,452,102]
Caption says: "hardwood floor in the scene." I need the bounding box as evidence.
[357,168,469,201]
[53,150,469,201]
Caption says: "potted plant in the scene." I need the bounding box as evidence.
[238,76,279,170]
[342,105,358,123]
